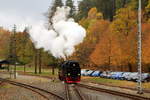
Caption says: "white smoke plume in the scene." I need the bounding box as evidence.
[29,6,86,59]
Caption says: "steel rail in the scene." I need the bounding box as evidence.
[88,82,150,93]
[65,83,85,100]
[17,72,150,93]
[0,81,4,85]
[77,83,150,100]
[0,78,64,100]
[1,72,150,93]
[65,83,71,100]
[73,85,85,100]
[0,79,49,100]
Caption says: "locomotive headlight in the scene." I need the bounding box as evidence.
[78,74,80,76]
[68,73,70,76]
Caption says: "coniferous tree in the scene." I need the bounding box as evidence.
[48,0,63,27]
[76,0,133,21]
[77,0,114,21]
[65,0,76,18]
[77,0,94,20]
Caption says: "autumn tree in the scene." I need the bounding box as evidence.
[0,27,10,59]
[13,28,34,65]
[90,27,123,71]
[115,0,130,9]
[76,0,94,21]
[144,0,150,22]
[126,0,148,10]
[111,7,137,71]
[72,8,108,67]
[142,23,150,72]
[77,0,131,21]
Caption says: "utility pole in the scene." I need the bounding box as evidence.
[8,33,13,73]
[13,25,17,79]
[8,27,14,78]
[137,0,143,94]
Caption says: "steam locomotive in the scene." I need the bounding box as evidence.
[58,60,81,83]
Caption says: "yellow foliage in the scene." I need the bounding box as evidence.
[76,4,150,72]
[88,7,97,19]
[112,7,136,36]
[88,7,103,19]
[96,12,103,19]
[145,0,150,21]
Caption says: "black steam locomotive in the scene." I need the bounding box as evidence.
[58,60,81,83]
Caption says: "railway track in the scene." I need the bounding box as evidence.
[89,81,150,93]
[1,72,150,100]
[1,71,150,93]
[0,81,5,87]
[0,77,64,100]
[65,83,85,100]
[13,72,150,100]
[18,72,150,93]
[77,83,150,100]
[0,81,3,85]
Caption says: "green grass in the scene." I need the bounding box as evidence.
[82,77,131,85]
[81,77,150,90]
[15,66,58,77]
[16,66,34,72]
[27,71,58,77]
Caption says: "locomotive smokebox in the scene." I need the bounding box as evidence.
[58,60,81,83]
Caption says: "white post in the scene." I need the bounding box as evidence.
[137,0,143,94]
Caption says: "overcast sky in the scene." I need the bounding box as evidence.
[0,0,80,31]
[0,0,54,31]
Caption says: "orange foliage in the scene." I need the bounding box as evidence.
[142,23,150,64]
[90,27,122,68]
[76,7,150,72]
[88,7,103,19]
[0,27,10,59]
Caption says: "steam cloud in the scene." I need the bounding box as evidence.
[29,7,86,59]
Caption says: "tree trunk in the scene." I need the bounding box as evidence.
[34,49,37,74]
[128,63,132,72]
[111,0,116,21]
[122,0,126,7]
[24,65,26,73]
[108,56,111,70]
[0,64,2,69]
[39,50,42,74]
[108,39,111,70]
[52,66,55,75]
[121,65,123,71]
[7,64,10,72]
